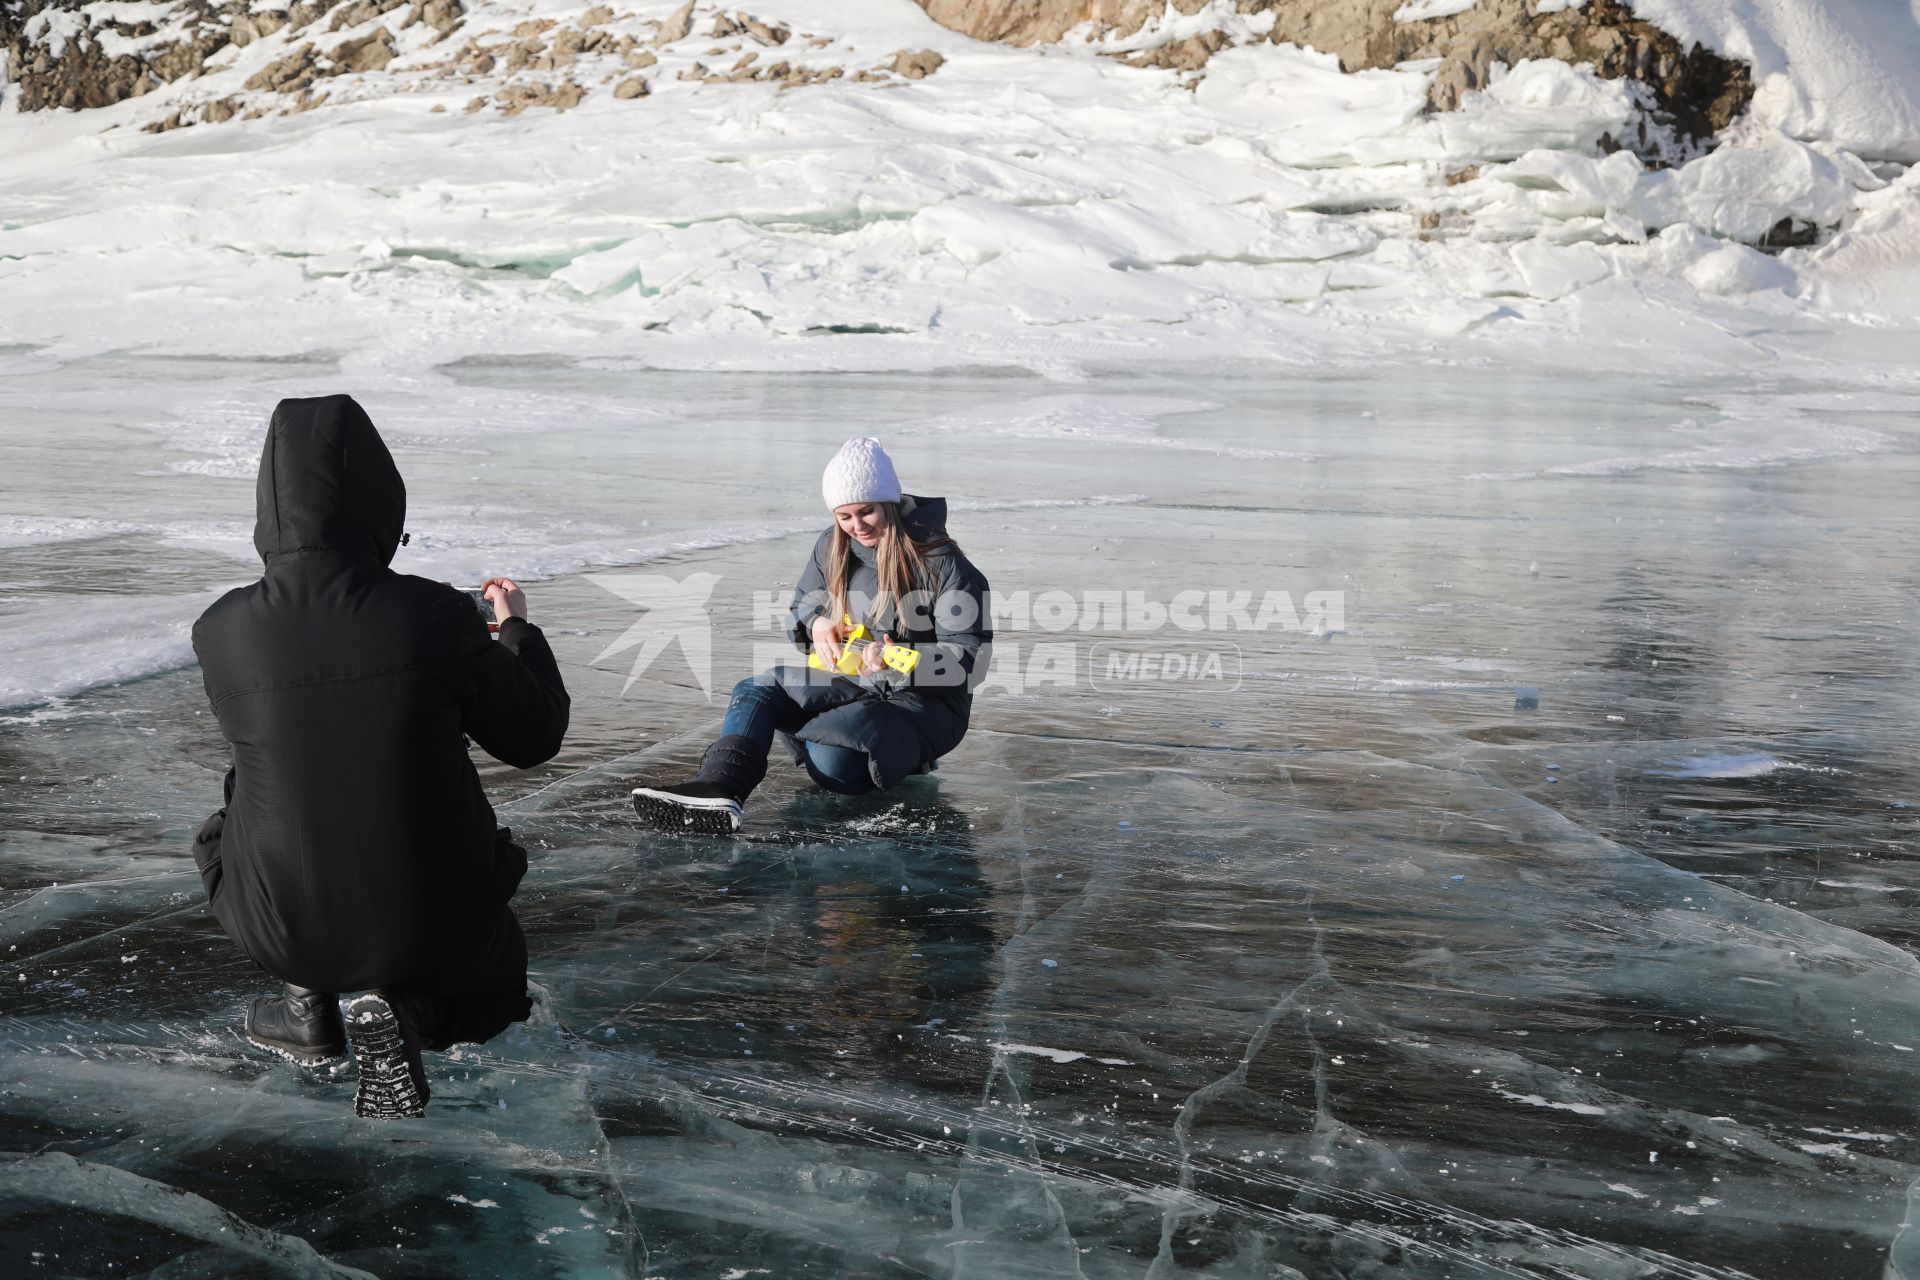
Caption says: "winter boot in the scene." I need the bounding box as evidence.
[246,985,345,1066]
[631,734,767,834]
[344,993,430,1119]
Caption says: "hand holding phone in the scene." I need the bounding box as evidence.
[459,586,500,632]
[457,578,528,634]
[481,577,527,626]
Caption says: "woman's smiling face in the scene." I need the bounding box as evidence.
[835,502,889,547]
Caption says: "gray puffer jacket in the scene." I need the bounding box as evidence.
[779,496,991,789]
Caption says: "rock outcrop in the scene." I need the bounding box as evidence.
[915,0,1752,152]
[3,0,232,110]
[2,2,924,124]
[1,0,463,113]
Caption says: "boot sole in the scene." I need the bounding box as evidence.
[344,994,428,1119]
[247,1034,345,1067]
[632,787,742,834]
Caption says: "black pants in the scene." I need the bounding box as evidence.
[383,971,532,1053]
[193,811,532,1051]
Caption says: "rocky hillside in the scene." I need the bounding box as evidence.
[2,1,462,114]
[2,0,1911,358]
[914,0,1750,159]
[0,0,945,128]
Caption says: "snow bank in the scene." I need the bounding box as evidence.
[1795,166,1920,324]
[0,0,1916,376]
[1627,0,1920,161]
[0,591,228,709]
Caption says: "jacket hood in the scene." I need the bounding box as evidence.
[253,395,406,566]
[901,494,947,537]
[848,494,948,566]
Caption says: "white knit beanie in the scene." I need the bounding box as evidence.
[821,436,902,510]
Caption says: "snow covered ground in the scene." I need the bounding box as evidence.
[1,0,1918,379]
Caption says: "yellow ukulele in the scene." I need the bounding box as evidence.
[808,615,921,677]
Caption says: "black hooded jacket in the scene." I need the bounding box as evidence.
[191,395,570,994]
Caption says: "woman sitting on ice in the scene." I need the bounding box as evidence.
[633,437,991,833]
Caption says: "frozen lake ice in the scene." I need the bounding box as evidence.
[2,354,1919,1278]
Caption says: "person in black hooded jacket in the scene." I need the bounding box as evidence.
[632,437,990,834]
[190,394,570,1118]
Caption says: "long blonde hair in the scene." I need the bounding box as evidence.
[827,503,959,632]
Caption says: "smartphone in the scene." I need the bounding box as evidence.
[459,586,500,631]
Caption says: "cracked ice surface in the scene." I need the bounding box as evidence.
[3,356,1920,1276]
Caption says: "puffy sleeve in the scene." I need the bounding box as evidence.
[880,549,992,694]
[787,529,835,654]
[460,611,572,769]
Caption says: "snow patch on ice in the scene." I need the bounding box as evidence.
[1814,880,1907,895]
[905,394,1302,460]
[447,1194,501,1208]
[994,1041,1084,1063]
[0,589,234,711]
[1805,1127,1896,1142]
[1408,655,1524,673]
[1494,1087,1608,1116]
[0,516,152,548]
[0,699,83,727]
[943,1033,1131,1066]
[1464,420,1892,481]
[1793,1141,1853,1157]
[1649,752,1785,779]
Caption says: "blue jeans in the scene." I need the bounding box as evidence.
[720,674,876,796]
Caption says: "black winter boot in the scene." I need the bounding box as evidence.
[631,735,767,834]
[247,985,346,1066]
[631,780,745,834]
[345,993,430,1119]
